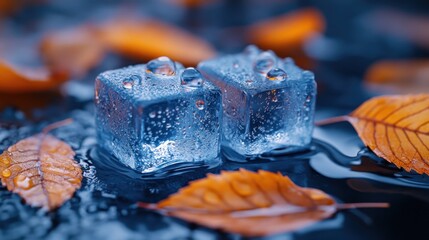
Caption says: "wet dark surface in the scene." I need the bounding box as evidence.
[1,0,429,239]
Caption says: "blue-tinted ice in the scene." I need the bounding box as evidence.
[95,57,222,172]
[198,46,316,156]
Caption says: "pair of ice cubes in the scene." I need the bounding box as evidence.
[95,46,316,173]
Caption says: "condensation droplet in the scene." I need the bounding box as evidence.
[254,51,276,74]
[195,100,205,110]
[233,61,239,69]
[146,56,176,76]
[1,155,11,166]
[68,178,80,184]
[232,181,254,196]
[245,79,254,85]
[2,168,11,178]
[181,67,204,88]
[14,175,33,190]
[122,75,141,89]
[266,68,287,81]
[149,111,156,118]
[203,191,221,204]
[243,45,260,56]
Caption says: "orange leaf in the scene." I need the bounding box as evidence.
[247,8,325,51]
[365,59,429,93]
[0,119,82,210]
[0,60,69,93]
[141,169,387,236]
[318,94,429,175]
[142,169,337,237]
[96,18,216,66]
[40,26,105,77]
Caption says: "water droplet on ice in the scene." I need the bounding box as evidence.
[196,100,205,110]
[122,75,141,89]
[181,67,204,88]
[233,61,239,69]
[122,80,134,89]
[254,51,276,74]
[266,68,287,81]
[146,56,176,76]
[243,45,260,56]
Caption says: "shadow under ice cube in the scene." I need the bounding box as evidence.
[95,57,222,172]
[198,46,316,156]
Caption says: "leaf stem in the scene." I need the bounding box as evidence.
[336,202,389,210]
[315,115,349,126]
[42,118,73,134]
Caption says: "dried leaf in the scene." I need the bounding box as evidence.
[141,169,387,237]
[0,60,69,93]
[317,94,429,175]
[365,59,429,93]
[247,8,325,51]
[96,18,216,66]
[40,26,105,77]
[0,119,82,210]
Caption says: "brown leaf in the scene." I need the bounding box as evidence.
[317,94,429,175]
[0,60,69,93]
[40,26,105,77]
[96,18,216,66]
[0,119,82,210]
[141,169,336,237]
[247,8,324,55]
[365,59,429,93]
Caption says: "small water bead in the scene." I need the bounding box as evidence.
[233,61,239,69]
[253,51,276,74]
[266,68,287,81]
[14,175,33,190]
[181,67,204,88]
[243,45,261,57]
[284,57,295,65]
[203,191,221,204]
[1,155,11,166]
[122,81,133,89]
[2,168,11,178]
[195,100,205,110]
[149,112,156,118]
[146,56,176,76]
[231,181,254,196]
[122,75,141,89]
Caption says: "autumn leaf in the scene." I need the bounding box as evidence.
[365,59,429,93]
[317,94,429,175]
[96,18,216,66]
[247,8,324,50]
[0,60,69,93]
[140,169,387,237]
[40,26,105,77]
[0,119,82,210]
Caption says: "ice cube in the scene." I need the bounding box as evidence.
[198,46,316,156]
[95,57,222,172]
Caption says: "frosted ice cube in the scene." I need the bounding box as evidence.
[198,46,316,156]
[95,57,222,172]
